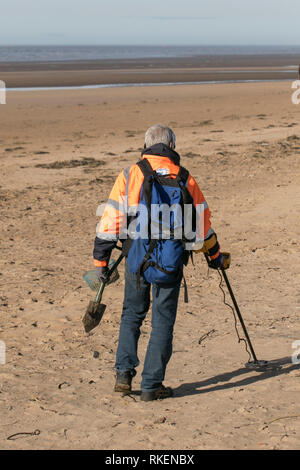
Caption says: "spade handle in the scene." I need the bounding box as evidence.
[94,254,124,304]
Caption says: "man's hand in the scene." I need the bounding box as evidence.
[209,252,231,270]
[96,266,108,282]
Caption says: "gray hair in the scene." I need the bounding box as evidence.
[144,124,176,149]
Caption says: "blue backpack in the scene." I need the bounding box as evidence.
[126,159,196,291]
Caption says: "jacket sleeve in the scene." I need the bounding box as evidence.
[93,169,127,267]
[187,174,221,260]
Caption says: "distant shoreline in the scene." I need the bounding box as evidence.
[1,54,299,88]
[1,53,300,70]
[5,79,293,92]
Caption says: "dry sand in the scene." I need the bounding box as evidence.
[0,81,299,450]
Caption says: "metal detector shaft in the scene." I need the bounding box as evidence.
[220,267,258,363]
[204,253,259,363]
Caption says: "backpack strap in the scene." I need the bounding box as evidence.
[138,159,189,183]
[135,159,155,289]
[136,158,155,178]
[136,159,155,236]
[182,274,189,303]
[176,166,189,186]
[176,166,196,238]
[136,239,157,290]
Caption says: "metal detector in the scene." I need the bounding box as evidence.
[205,253,274,371]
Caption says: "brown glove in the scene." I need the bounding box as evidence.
[221,252,231,270]
[208,252,231,270]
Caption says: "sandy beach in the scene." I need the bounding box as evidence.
[0,79,300,450]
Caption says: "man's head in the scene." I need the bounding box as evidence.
[144,124,176,150]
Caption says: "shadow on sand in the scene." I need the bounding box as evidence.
[173,356,300,398]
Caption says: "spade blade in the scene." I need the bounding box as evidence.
[82,301,106,333]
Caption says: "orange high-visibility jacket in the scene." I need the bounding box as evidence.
[93,144,220,266]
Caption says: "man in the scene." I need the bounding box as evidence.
[93,124,229,401]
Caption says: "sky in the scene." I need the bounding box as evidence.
[0,0,300,46]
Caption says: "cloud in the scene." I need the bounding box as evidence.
[152,16,217,21]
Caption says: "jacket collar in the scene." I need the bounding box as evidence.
[141,143,181,166]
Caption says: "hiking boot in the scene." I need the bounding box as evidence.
[114,371,133,393]
[140,385,173,402]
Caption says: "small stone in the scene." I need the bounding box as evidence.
[58,382,70,390]
[154,416,166,424]
[93,351,100,359]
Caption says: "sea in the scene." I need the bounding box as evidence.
[1,45,300,63]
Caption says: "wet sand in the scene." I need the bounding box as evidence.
[1,54,299,88]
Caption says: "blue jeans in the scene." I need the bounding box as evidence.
[115,262,182,392]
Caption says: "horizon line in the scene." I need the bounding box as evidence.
[1,43,300,48]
